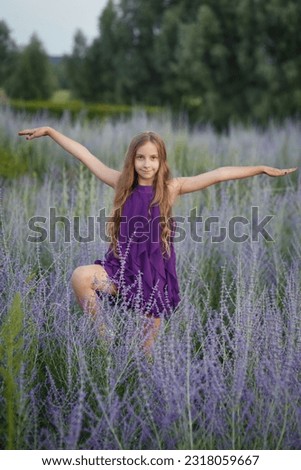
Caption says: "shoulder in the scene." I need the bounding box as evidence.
[166,178,181,205]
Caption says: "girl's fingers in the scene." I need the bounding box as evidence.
[284,167,298,175]
[18,128,33,133]
[18,128,40,140]
[265,166,298,177]
[18,129,35,136]
[274,167,297,175]
[18,127,48,139]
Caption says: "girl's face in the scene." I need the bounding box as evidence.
[134,141,160,185]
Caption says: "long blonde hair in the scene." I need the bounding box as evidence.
[107,131,173,257]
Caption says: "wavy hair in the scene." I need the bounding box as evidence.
[107,131,173,257]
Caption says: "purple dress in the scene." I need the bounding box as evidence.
[94,184,180,317]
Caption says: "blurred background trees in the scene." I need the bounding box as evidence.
[5,34,55,100]
[1,0,301,129]
[0,20,18,90]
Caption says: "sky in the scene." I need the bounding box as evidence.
[1,0,108,56]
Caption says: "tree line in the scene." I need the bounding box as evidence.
[1,0,301,129]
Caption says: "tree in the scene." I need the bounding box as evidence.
[7,34,54,100]
[0,20,18,89]
[114,0,170,104]
[153,3,183,105]
[174,2,240,129]
[64,30,89,100]
[62,0,301,128]
[85,0,121,102]
[256,0,301,120]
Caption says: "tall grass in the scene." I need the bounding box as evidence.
[0,108,300,449]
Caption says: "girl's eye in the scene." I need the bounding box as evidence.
[136,155,158,160]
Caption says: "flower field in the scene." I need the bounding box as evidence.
[0,108,300,449]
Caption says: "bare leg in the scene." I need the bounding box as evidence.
[71,265,161,355]
[143,315,161,358]
[71,264,117,336]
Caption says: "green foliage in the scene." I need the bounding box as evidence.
[0,145,29,179]
[6,34,54,100]
[0,293,24,449]
[50,58,69,91]
[8,99,161,120]
[0,141,48,180]
[2,1,301,128]
[61,0,301,129]
[0,20,18,88]
[64,30,89,100]
[86,1,122,103]
[174,135,190,176]
[51,89,72,103]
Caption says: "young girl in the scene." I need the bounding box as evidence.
[18,127,297,354]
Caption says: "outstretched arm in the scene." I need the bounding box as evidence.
[173,165,298,196]
[18,127,121,188]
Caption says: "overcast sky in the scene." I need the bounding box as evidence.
[1,0,108,56]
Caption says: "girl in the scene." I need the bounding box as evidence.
[18,127,297,354]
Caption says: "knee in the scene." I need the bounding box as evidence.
[71,266,89,291]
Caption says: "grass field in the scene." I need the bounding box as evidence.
[0,107,300,449]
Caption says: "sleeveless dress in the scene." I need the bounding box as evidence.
[94,184,180,318]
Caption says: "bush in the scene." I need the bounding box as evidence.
[0,145,29,178]
[7,100,162,121]
[0,142,50,181]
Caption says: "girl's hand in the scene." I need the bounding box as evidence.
[18,127,51,140]
[263,166,298,177]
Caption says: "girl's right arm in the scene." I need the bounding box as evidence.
[18,126,121,188]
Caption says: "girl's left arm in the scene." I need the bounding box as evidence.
[173,165,298,196]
